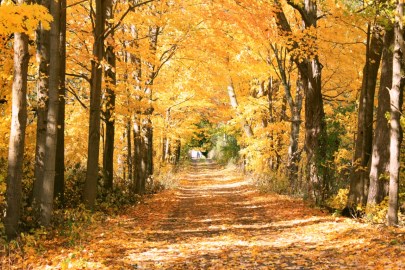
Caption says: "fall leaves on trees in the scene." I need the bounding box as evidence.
[0,0,404,268]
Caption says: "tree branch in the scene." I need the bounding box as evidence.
[66,72,91,83]
[286,0,311,26]
[67,86,88,109]
[103,0,155,38]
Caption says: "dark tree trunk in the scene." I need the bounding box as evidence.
[174,139,181,165]
[133,117,142,194]
[32,0,50,212]
[54,0,66,205]
[126,120,132,182]
[5,28,29,239]
[275,0,328,203]
[348,24,383,208]
[102,0,115,191]
[84,0,106,208]
[288,72,303,190]
[367,27,394,206]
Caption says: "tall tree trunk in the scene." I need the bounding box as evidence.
[367,27,394,206]
[32,0,50,212]
[387,0,404,226]
[102,0,115,191]
[133,118,142,194]
[54,0,66,205]
[40,0,61,226]
[84,0,106,208]
[288,72,303,190]
[270,44,302,186]
[276,0,327,203]
[174,139,181,165]
[126,120,132,182]
[348,23,384,208]
[5,28,29,239]
[142,26,159,181]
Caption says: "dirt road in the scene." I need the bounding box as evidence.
[24,161,405,269]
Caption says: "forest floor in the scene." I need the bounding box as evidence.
[3,160,405,269]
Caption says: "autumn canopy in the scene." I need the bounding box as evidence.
[0,0,404,259]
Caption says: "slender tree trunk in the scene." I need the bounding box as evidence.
[142,26,159,181]
[84,0,106,208]
[5,29,29,240]
[126,120,132,182]
[288,72,303,189]
[54,0,66,205]
[32,0,50,211]
[367,27,394,206]
[174,139,181,165]
[348,24,384,208]
[387,0,404,226]
[271,44,303,185]
[133,117,142,194]
[40,0,61,226]
[146,118,153,176]
[102,0,115,191]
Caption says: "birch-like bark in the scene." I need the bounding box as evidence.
[387,0,403,226]
[5,28,29,239]
[33,0,50,212]
[40,0,61,225]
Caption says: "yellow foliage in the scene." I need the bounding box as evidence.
[0,3,52,35]
[327,188,349,210]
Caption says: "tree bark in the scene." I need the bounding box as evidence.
[102,0,115,191]
[348,23,384,208]
[367,27,394,206]
[133,117,143,194]
[54,0,66,205]
[288,72,303,190]
[84,0,106,208]
[174,139,181,165]
[40,0,61,226]
[276,0,328,203]
[126,120,132,182]
[387,0,403,226]
[5,29,29,239]
[32,0,50,212]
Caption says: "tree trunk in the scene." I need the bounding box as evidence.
[288,72,303,190]
[32,0,50,212]
[84,0,106,208]
[126,120,132,182]
[174,139,181,165]
[387,0,403,226]
[133,117,142,194]
[102,0,115,191]
[270,44,302,186]
[275,0,327,203]
[301,56,327,203]
[367,27,394,206]
[54,0,66,205]
[348,23,384,208]
[40,0,61,226]
[5,29,29,239]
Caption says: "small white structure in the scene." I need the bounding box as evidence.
[190,149,204,159]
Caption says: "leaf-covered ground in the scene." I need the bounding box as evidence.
[4,161,405,269]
